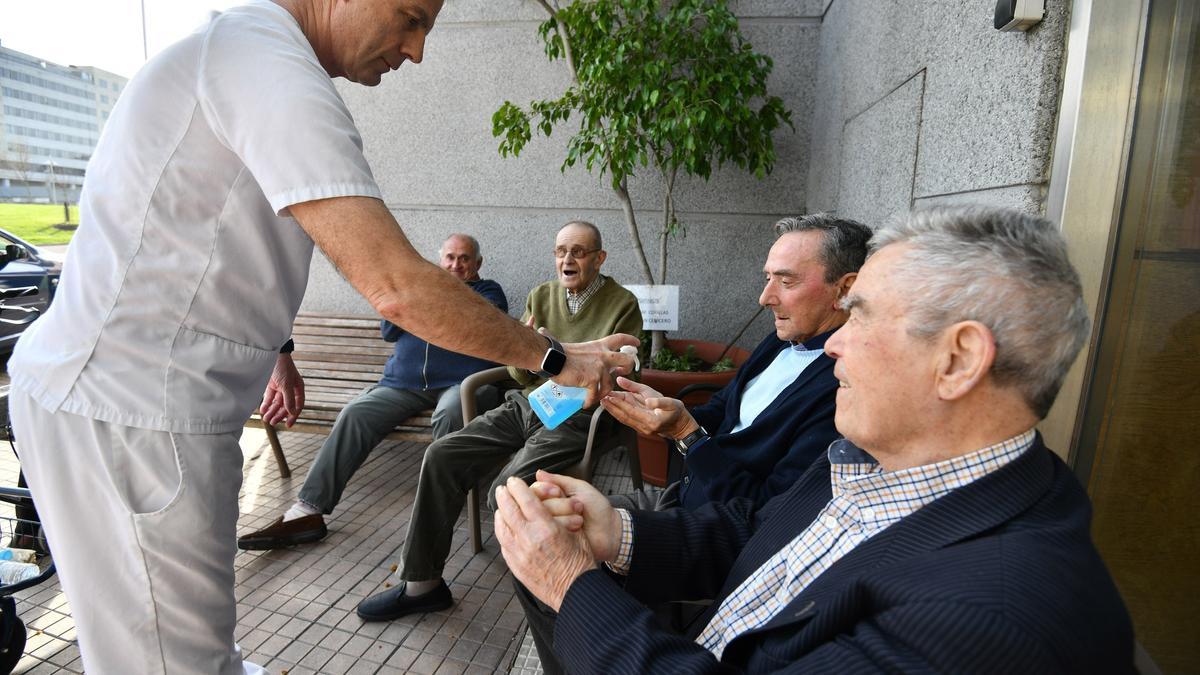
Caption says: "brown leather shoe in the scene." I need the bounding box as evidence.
[237,514,327,550]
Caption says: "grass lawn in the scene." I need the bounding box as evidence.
[0,203,79,245]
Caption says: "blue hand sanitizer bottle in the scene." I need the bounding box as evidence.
[529,345,639,429]
[528,380,588,430]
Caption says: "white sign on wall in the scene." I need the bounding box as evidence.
[626,284,679,331]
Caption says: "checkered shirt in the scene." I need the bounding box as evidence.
[565,275,605,315]
[686,428,1038,659]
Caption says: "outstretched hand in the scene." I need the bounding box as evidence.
[260,353,305,427]
[557,333,640,406]
[602,376,697,439]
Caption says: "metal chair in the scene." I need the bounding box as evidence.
[458,367,643,554]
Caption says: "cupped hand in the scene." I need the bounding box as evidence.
[601,376,696,439]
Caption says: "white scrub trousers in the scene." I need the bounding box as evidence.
[9,387,264,674]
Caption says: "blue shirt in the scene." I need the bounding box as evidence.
[731,342,825,433]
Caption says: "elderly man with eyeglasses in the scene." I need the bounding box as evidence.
[355,220,643,621]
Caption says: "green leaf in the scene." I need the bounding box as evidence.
[491,0,792,282]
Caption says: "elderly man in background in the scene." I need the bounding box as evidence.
[238,234,509,550]
[496,206,1134,673]
[5,0,635,672]
[355,220,644,621]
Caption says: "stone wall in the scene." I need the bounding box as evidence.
[806,0,1069,225]
[301,0,1070,346]
[301,0,824,348]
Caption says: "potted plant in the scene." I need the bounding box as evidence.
[492,0,792,357]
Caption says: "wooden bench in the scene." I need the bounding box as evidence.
[245,312,434,478]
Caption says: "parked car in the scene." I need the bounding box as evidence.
[0,228,62,353]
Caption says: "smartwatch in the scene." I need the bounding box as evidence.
[534,334,567,378]
[672,426,709,456]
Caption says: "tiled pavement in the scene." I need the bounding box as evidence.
[1,425,636,674]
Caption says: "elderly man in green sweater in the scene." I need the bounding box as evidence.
[357,220,643,621]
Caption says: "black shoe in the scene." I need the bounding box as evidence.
[356,581,453,622]
[237,514,327,550]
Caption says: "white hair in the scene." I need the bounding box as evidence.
[871,206,1090,418]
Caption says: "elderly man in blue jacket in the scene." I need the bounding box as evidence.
[238,233,508,549]
[497,206,1133,674]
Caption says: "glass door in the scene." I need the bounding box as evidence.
[1074,0,1199,671]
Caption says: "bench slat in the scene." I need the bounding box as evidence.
[249,312,436,481]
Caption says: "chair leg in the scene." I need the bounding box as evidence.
[467,487,482,554]
[265,424,291,479]
[626,441,643,491]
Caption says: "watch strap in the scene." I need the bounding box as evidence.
[672,426,708,455]
[534,334,567,378]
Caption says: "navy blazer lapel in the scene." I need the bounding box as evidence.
[746,436,1056,636]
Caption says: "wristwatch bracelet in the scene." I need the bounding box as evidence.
[672,426,708,455]
[534,333,567,379]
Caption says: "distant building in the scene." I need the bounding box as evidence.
[0,39,127,203]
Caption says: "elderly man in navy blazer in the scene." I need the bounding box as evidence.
[494,206,1134,674]
[606,213,872,511]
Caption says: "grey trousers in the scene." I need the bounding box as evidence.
[399,390,595,581]
[10,387,262,674]
[297,383,498,514]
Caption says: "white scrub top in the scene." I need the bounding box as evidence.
[9,0,383,434]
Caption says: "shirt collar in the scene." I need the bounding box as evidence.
[567,273,605,298]
[824,429,1037,528]
[790,327,838,353]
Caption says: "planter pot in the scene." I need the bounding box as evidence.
[635,339,751,487]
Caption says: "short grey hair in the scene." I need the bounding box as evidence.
[442,233,482,260]
[871,206,1090,418]
[561,220,603,250]
[773,213,873,282]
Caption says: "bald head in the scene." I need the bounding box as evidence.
[439,233,482,282]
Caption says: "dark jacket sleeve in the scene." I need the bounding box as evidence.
[380,320,404,342]
[689,377,734,432]
[554,578,1072,674]
[685,363,838,507]
[551,492,776,674]
[473,279,510,313]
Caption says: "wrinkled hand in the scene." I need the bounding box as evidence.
[602,376,698,439]
[495,476,596,611]
[526,470,622,563]
[260,353,305,427]
[556,334,640,406]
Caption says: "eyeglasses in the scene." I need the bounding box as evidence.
[553,247,600,260]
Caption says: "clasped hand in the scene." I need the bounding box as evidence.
[493,470,621,611]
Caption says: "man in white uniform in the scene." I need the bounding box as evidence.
[6,1,635,673]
